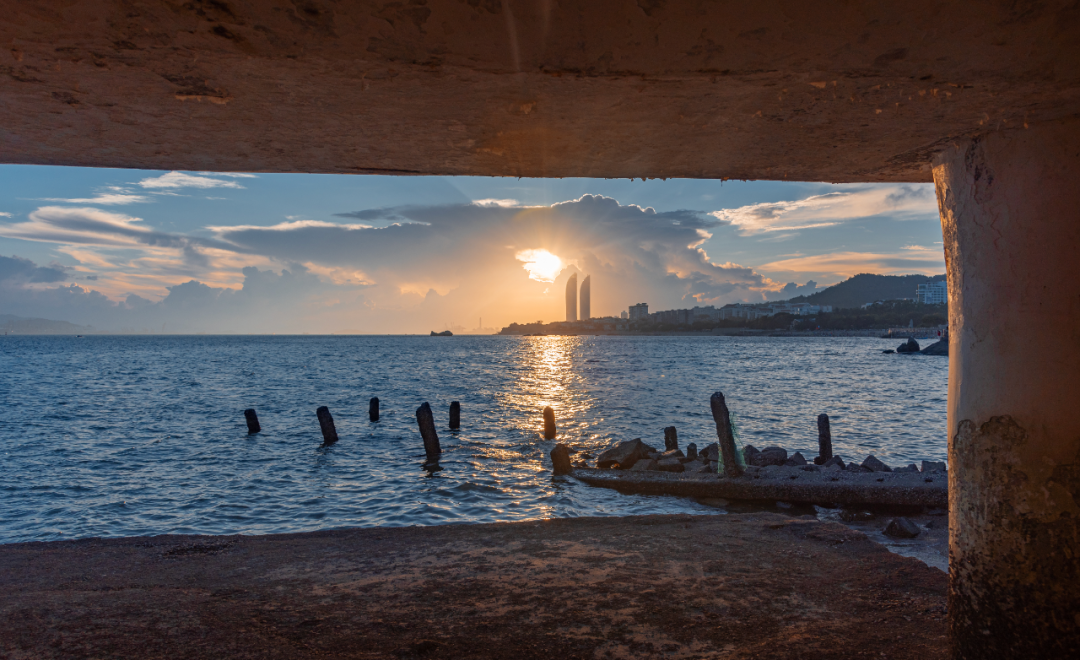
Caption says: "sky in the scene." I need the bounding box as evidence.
[0,166,945,333]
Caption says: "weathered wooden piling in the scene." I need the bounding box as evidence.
[550,443,572,476]
[817,413,833,464]
[316,406,338,445]
[710,392,744,478]
[369,397,380,422]
[664,426,679,451]
[416,402,441,461]
[244,408,261,434]
[543,406,557,439]
[449,401,460,429]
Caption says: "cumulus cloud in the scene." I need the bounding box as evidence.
[137,171,247,189]
[473,198,521,207]
[0,212,12,217]
[0,255,69,284]
[710,184,938,235]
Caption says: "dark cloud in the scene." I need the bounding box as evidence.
[0,255,69,284]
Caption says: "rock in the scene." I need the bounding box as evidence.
[656,457,685,472]
[882,349,895,354]
[894,463,920,473]
[700,443,719,462]
[571,460,589,468]
[895,336,920,353]
[430,330,454,336]
[754,446,787,467]
[825,463,842,472]
[921,460,947,473]
[861,455,892,472]
[578,452,594,459]
[550,443,572,475]
[688,461,713,474]
[840,510,876,522]
[707,461,719,473]
[846,462,871,473]
[883,517,921,539]
[686,443,698,460]
[742,444,760,465]
[920,338,949,355]
[824,456,846,469]
[785,451,807,466]
[661,448,685,459]
[630,459,659,471]
[799,464,820,472]
[597,438,648,469]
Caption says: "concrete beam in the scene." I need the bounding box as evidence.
[2,0,1080,180]
[934,119,1080,658]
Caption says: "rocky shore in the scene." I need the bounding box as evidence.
[0,513,947,659]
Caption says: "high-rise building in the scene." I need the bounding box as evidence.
[565,273,578,322]
[916,280,948,305]
[628,303,649,320]
[579,275,591,320]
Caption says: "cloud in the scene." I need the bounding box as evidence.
[0,206,237,253]
[0,255,69,284]
[137,172,246,189]
[759,248,945,279]
[710,184,938,235]
[0,212,12,217]
[473,198,521,207]
[197,172,258,178]
[764,280,821,301]
[38,193,149,205]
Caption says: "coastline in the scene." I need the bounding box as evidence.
[0,513,947,659]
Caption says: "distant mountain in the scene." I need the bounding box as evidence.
[0,314,96,334]
[787,273,946,309]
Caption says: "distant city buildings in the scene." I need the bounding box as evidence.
[565,273,578,322]
[580,275,591,320]
[628,303,649,320]
[916,280,948,305]
[620,310,628,320]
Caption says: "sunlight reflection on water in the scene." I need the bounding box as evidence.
[0,335,947,543]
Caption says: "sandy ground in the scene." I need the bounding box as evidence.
[0,513,947,659]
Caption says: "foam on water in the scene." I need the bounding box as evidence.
[0,335,947,543]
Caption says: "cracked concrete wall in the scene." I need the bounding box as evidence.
[934,120,1080,658]
[3,0,1080,180]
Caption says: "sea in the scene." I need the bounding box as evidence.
[0,335,948,546]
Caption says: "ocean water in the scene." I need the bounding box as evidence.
[0,335,948,544]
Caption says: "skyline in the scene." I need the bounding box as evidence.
[0,167,945,333]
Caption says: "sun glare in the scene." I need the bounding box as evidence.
[515,248,565,283]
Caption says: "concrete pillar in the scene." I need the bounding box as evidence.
[933,119,1080,659]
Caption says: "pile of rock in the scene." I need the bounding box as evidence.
[595,438,720,474]
[590,437,948,477]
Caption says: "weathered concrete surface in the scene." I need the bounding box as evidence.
[0,514,947,659]
[574,465,948,507]
[3,1,1080,181]
[934,119,1080,658]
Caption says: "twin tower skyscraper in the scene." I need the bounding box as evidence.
[565,273,591,322]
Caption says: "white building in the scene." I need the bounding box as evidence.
[628,303,649,320]
[917,281,948,305]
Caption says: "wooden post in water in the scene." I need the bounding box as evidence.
[416,402,441,461]
[710,392,744,477]
[316,406,338,445]
[817,413,833,463]
[244,408,261,434]
[543,406,557,439]
[369,397,380,422]
[449,401,460,429]
[664,426,679,451]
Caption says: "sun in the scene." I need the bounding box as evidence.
[515,248,566,283]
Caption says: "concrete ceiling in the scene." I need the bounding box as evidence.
[3,0,1080,182]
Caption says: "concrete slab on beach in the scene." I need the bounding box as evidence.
[0,514,947,659]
